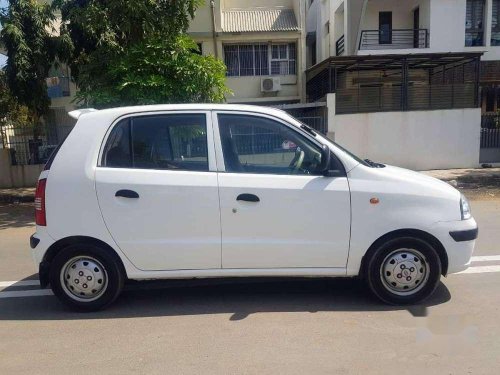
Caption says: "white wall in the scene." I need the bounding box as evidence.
[361,0,422,30]
[345,0,366,55]
[356,0,500,60]
[331,108,481,170]
[430,0,500,60]
[0,149,44,188]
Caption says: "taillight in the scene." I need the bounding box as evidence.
[35,179,47,226]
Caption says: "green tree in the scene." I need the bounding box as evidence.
[0,0,60,128]
[56,0,229,107]
[0,70,29,147]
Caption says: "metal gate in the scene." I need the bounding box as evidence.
[274,103,328,134]
[480,113,500,164]
[0,107,76,165]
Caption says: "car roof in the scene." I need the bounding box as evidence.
[77,103,291,121]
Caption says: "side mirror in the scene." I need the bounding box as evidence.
[318,144,331,174]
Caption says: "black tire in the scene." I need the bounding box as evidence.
[364,237,442,305]
[49,243,125,312]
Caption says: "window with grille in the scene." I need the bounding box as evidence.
[465,0,485,46]
[224,44,269,77]
[270,43,296,75]
[224,43,296,77]
[492,0,500,46]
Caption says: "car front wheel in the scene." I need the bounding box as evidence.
[365,237,442,305]
[49,244,124,311]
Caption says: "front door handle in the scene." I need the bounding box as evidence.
[115,189,139,199]
[237,193,260,202]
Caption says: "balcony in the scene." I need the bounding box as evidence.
[359,29,429,51]
[305,52,482,113]
[47,77,71,99]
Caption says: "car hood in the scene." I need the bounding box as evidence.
[348,163,463,222]
[375,164,461,198]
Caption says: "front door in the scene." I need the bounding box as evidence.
[213,112,351,269]
[95,112,221,271]
[379,12,392,45]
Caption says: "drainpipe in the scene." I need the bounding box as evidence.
[210,0,218,58]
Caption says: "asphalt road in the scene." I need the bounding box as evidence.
[0,199,499,374]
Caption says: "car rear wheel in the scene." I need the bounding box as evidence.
[364,237,442,305]
[49,244,124,311]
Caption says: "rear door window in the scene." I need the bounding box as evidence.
[102,114,209,171]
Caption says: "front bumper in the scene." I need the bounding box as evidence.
[449,227,479,242]
[431,218,478,275]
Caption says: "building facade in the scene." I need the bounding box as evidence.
[4,0,499,171]
[305,0,500,168]
[188,0,307,105]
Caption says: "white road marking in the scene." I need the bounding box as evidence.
[0,289,53,299]
[457,265,500,274]
[0,258,500,298]
[0,280,40,288]
[471,255,500,262]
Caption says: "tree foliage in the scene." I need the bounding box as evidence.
[0,70,29,129]
[56,0,229,107]
[0,0,60,124]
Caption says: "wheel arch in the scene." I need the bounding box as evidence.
[359,229,449,278]
[40,236,127,287]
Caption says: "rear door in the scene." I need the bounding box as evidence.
[95,111,221,271]
[213,111,351,269]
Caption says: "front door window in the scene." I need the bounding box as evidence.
[217,114,324,175]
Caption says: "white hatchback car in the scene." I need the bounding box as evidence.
[31,104,478,311]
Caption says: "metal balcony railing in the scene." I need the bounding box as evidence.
[359,29,429,50]
[336,35,345,56]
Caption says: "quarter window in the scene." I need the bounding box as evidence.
[102,114,209,171]
[217,114,323,175]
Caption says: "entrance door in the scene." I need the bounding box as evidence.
[379,12,392,45]
[95,112,221,271]
[413,7,420,48]
[213,112,351,269]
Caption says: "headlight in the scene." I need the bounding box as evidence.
[460,194,471,220]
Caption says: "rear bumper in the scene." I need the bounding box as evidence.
[38,261,50,288]
[431,218,478,275]
[30,228,54,288]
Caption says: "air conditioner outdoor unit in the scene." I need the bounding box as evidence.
[261,77,281,92]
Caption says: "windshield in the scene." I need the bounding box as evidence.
[287,116,372,168]
[318,133,371,167]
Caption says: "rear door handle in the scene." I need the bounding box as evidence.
[115,189,139,199]
[236,193,260,202]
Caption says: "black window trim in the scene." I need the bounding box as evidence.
[213,110,347,177]
[97,110,215,172]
